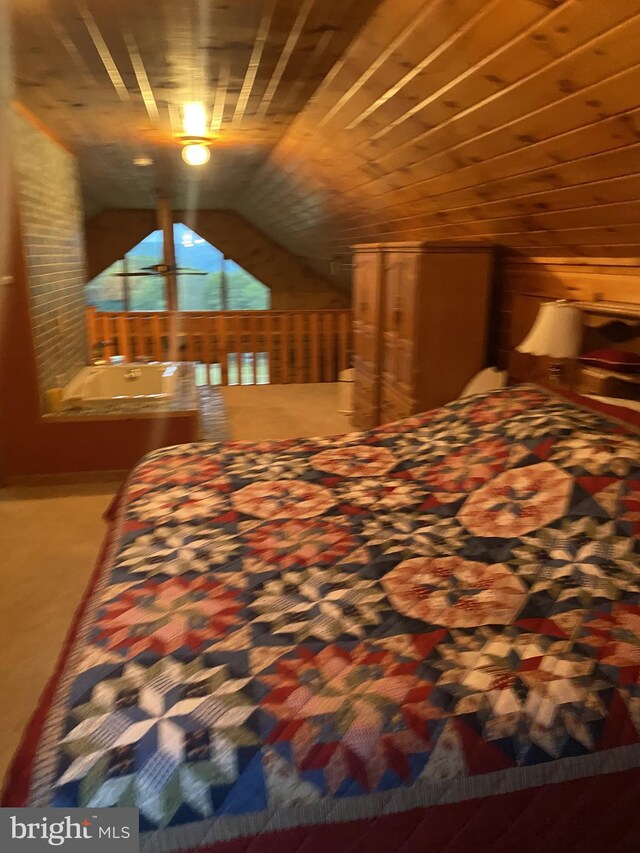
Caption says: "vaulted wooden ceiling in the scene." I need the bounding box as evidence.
[12,0,640,283]
[11,0,380,215]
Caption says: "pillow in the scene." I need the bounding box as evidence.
[579,348,640,374]
[459,367,508,398]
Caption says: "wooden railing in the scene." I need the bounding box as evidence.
[86,307,353,385]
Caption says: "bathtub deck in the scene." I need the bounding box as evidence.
[44,363,199,421]
[25,364,204,473]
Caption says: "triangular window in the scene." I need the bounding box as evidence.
[85,224,271,311]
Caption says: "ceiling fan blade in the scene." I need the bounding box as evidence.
[172,266,209,275]
[112,265,208,277]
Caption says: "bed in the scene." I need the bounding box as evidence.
[3,385,640,851]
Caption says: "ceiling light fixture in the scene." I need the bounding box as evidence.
[179,102,212,167]
[182,143,211,166]
[183,102,207,137]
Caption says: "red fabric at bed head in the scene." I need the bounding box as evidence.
[544,385,640,431]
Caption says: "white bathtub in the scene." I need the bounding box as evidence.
[62,363,179,407]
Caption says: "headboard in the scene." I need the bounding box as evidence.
[498,257,640,385]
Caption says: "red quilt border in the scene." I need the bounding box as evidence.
[180,767,640,853]
[538,383,640,430]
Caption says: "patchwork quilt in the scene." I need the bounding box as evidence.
[4,385,640,851]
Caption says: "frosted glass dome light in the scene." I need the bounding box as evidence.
[182,143,210,166]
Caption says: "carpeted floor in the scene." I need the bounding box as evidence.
[221,382,352,441]
[0,481,117,787]
[0,382,354,784]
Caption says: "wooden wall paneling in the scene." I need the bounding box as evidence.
[331,4,640,189]
[413,14,636,190]
[293,313,304,382]
[340,138,640,231]
[313,0,563,171]
[310,312,320,382]
[499,257,640,381]
[366,197,640,244]
[324,312,335,382]
[236,0,640,269]
[338,114,640,236]
[391,174,640,234]
[308,0,429,133]
[85,210,158,282]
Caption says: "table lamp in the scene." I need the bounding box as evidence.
[516,300,583,386]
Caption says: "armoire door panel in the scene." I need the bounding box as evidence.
[384,254,418,339]
[352,389,376,430]
[354,367,376,400]
[394,340,415,391]
[353,328,378,374]
[353,255,381,329]
[380,383,415,424]
[381,332,398,381]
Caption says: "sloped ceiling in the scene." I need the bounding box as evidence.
[11,0,381,217]
[237,0,640,276]
[12,0,640,283]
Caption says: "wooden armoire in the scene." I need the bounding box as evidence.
[351,242,494,429]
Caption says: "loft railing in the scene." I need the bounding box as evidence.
[86,307,353,385]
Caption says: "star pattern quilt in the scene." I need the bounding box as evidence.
[4,385,640,852]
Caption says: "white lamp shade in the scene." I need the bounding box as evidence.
[516,301,583,359]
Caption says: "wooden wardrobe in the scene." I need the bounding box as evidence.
[351,242,494,429]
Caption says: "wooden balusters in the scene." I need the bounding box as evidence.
[86,308,352,386]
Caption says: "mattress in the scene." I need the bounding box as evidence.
[3,385,640,851]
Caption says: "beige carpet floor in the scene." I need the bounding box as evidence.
[221,382,352,440]
[0,482,117,786]
[0,383,354,787]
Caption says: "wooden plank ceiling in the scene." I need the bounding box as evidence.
[12,0,640,282]
[11,0,380,215]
